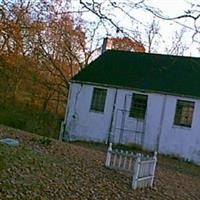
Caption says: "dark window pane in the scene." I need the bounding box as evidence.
[129,94,148,119]
[174,100,194,127]
[90,88,107,112]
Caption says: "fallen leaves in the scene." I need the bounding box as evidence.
[0,125,200,200]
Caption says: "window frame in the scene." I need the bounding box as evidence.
[173,99,194,128]
[90,87,107,113]
[129,93,148,119]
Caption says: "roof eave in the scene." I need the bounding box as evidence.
[70,79,200,100]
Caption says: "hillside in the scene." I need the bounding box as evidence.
[0,125,200,200]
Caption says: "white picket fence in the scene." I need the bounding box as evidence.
[105,143,157,190]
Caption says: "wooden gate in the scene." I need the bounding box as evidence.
[112,94,146,146]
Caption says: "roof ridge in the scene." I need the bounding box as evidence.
[105,49,200,60]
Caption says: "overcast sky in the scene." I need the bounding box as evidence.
[71,0,200,57]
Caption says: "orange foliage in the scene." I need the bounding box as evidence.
[0,0,86,113]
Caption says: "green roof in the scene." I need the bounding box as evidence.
[72,50,200,98]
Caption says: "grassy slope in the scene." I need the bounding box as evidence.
[0,126,200,200]
[0,102,62,138]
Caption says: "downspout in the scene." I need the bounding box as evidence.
[59,83,82,141]
[68,84,82,141]
[156,95,167,151]
[59,83,72,141]
[119,94,127,144]
[107,88,118,144]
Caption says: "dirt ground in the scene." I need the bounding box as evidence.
[0,125,200,200]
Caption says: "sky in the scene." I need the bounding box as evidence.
[71,0,200,57]
[139,0,199,56]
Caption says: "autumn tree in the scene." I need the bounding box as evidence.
[0,0,88,113]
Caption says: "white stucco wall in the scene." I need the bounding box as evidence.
[142,94,165,151]
[65,83,116,142]
[65,82,200,164]
[158,95,200,164]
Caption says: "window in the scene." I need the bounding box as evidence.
[174,100,194,128]
[129,94,148,119]
[90,88,107,112]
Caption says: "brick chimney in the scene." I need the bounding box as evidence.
[101,37,113,53]
[101,37,145,54]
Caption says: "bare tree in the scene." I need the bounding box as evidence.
[165,28,189,55]
[78,0,200,51]
[145,19,160,53]
[140,1,200,42]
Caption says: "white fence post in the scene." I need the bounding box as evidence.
[105,143,112,167]
[105,145,158,190]
[118,150,123,168]
[123,151,128,169]
[128,152,134,171]
[132,154,141,190]
[59,121,65,141]
[150,151,157,187]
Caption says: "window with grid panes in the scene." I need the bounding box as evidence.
[174,100,194,127]
[129,94,148,119]
[90,88,107,112]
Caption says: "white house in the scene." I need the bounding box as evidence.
[62,49,200,165]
